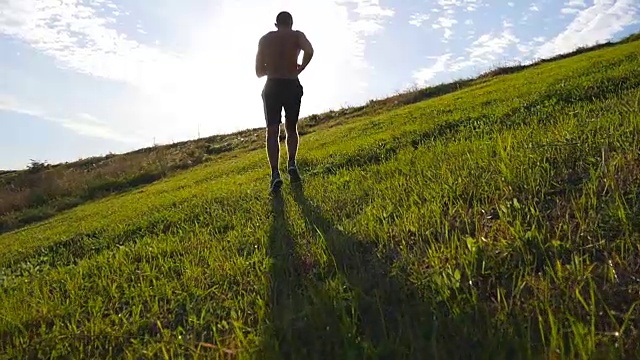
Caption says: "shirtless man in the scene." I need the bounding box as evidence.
[255,11,314,192]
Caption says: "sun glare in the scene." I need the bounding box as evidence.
[126,0,371,146]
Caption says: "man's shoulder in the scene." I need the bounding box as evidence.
[260,31,277,42]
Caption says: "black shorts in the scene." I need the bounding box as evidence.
[261,78,304,127]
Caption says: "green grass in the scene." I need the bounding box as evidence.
[1,37,640,359]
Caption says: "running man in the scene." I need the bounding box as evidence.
[255,11,314,192]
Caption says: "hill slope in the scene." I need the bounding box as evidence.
[1,37,640,358]
[2,35,638,238]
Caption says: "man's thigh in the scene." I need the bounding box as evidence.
[262,84,284,127]
[283,81,303,127]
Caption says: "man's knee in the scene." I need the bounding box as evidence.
[266,124,280,140]
[284,120,298,134]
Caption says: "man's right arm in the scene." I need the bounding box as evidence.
[255,36,267,78]
[297,31,314,74]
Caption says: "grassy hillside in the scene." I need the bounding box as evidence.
[1,35,640,358]
[2,34,638,237]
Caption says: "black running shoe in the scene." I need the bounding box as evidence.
[288,166,302,184]
[270,173,283,193]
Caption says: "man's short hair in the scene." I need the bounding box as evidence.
[276,11,293,27]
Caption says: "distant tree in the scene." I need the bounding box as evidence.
[27,159,50,173]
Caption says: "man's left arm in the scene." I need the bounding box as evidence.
[255,37,267,78]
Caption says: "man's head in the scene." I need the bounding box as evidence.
[275,11,293,29]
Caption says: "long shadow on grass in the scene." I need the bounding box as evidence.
[289,184,433,359]
[262,183,541,360]
[265,191,405,359]
[264,192,334,358]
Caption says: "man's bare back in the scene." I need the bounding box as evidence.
[256,28,314,79]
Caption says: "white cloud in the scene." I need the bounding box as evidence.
[412,0,638,87]
[431,16,458,42]
[437,16,459,28]
[561,0,589,15]
[409,12,430,27]
[0,95,41,118]
[521,1,543,23]
[411,20,522,86]
[412,53,453,86]
[566,0,587,7]
[0,95,140,143]
[0,0,183,90]
[436,0,485,13]
[348,0,395,17]
[423,0,486,42]
[561,8,581,14]
[463,29,520,63]
[339,0,395,35]
[537,0,640,59]
[443,28,454,40]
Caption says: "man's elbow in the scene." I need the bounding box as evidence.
[307,49,315,62]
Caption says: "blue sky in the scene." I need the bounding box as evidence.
[1,0,639,170]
